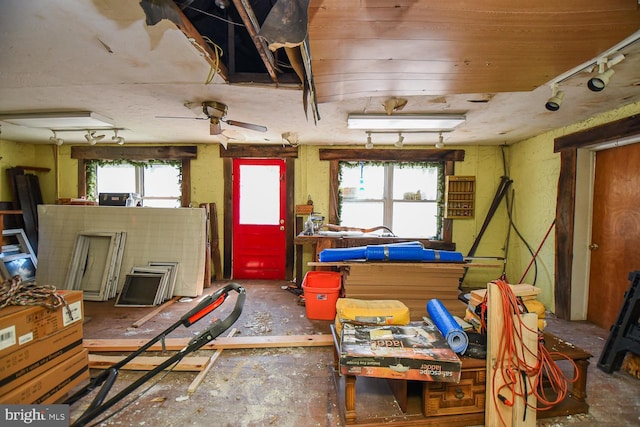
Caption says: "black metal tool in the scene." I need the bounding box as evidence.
[65,283,246,427]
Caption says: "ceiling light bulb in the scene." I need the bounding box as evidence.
[365,132,373,149]
[545,90,565,111]
[587,69,614,92]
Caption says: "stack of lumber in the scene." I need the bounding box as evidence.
[0,290,88,403]
[340,262,466,320]
[465,283,547,331]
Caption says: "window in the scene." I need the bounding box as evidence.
[93,161,182,207]
[339,162,443,239]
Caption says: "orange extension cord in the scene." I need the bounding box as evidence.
[480,279,579,426]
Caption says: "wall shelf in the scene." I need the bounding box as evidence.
[444,176,475,219]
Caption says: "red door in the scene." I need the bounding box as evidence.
[232,158,287,279]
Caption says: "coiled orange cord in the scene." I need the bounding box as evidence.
[482,279,579,426]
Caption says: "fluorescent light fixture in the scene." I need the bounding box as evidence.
[0,111,114,129]
[347,113,465,131]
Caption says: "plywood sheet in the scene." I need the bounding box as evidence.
[36,205,206,297]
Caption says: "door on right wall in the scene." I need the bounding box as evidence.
[587,142,640,330]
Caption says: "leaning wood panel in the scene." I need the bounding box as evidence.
[88,355,209,372]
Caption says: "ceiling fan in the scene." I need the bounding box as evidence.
[157,101,267,135]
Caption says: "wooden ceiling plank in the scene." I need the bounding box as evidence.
[231,0,279,84]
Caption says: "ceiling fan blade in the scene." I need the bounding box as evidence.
[224,119,267,133]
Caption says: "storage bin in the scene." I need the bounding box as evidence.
[302,271,342,320]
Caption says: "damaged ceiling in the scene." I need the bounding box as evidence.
[0,0,639,147]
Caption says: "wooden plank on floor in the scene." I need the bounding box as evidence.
[88,354,209,371]
[131,296,181,328]
[188,328,237,395]
[83,334,334,352]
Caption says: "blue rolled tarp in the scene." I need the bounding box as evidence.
[426,298,469,354]
[319,241,464,263]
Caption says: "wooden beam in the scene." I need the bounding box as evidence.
[219,144,299,158]
[88,354,209,372]
[83,334,334,352]
[554,114,640,152]
[131,296,180,329]
[71,146,198,160]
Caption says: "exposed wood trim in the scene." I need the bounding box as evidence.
[14,166,51,172]
[77,159,87,198]
[554,114,640,152]
[223,158,232,279]
[442,161,456,243]
[555,150,577,320]
[319,148,465,162]
[219,144,299,158]
[181,159,191,207]
[71,146,197,160]
[553,114,640,319]
[82,334,334,352]
[285,158,295,281]
[328,160,340,224]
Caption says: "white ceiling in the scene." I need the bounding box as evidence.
[1,1,639,148]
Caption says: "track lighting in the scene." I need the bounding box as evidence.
[545,83,565,111]
[365,132,373,149]
[394,132,404,148]
[84,130,105,145]
[49,130,64,146]
[588,54,624,92]
[111,129,125,145]
[435,132,444,149]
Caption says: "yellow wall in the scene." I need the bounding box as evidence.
[3,100,639,312]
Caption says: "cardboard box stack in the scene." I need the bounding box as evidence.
[0,290,89,404]
[464,283,547,332]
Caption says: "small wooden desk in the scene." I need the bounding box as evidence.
[331,326,592,425]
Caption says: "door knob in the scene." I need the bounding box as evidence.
[589,243,599,250]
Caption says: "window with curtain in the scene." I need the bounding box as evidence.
[339,161,444,239]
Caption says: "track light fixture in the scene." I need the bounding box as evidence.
[84,130,105,145]
[435,132,444,149]
[365,131,373,149]
[394,132,404,148]
[111,129,125,145]
[49,130,64,146]
[588,54,624,92]
[545,83,565,111]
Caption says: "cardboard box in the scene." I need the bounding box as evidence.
[0,348,89,404]
[0,290,83,358]
[339,322,462,383]
[0,322,84,395]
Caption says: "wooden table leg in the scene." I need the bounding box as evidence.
[571,358,589,401]
[345,375,357,424]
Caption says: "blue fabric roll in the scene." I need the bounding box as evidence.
[365,245,425,261]
[426,298,469,354]
[318,246,366,262]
